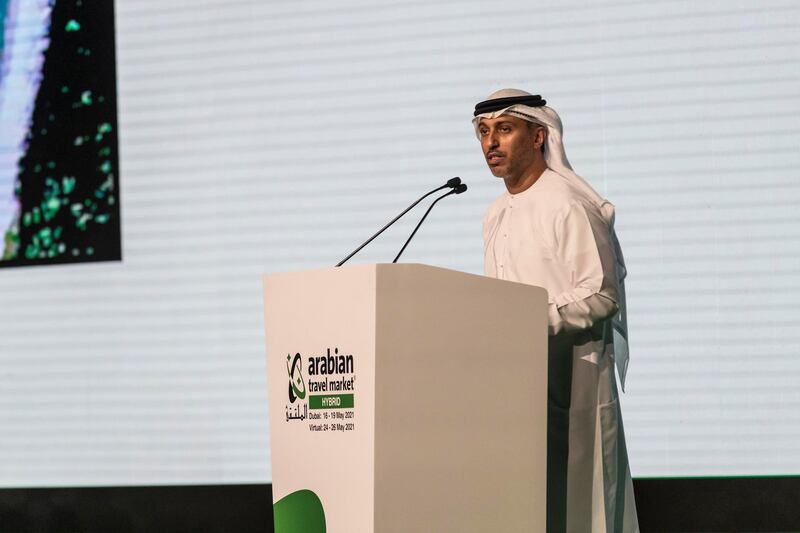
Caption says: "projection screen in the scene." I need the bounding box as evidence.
[0,0,798,486]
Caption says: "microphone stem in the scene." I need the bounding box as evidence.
[392,189,456,264]
[336,184,448,267]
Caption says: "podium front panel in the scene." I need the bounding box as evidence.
[264,265,377,533]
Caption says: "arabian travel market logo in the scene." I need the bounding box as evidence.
[286,352,307,422]
[284,348,358,431]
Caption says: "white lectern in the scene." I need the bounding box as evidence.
[263,264,548,533]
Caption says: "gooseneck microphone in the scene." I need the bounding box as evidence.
[336,178,462,267]
[392,183,468,264]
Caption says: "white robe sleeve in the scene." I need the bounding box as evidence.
[548,200,619,335]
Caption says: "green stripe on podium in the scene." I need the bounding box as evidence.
[309,394,354,409]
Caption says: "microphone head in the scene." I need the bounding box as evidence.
[446,177,461,188]
[454,183,468,194]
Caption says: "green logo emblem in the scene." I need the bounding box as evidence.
[287,353,306,403]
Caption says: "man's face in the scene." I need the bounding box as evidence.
[478,115,542,180]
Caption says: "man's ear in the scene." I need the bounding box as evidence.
[530,123,547,152]
[532,125,545,150]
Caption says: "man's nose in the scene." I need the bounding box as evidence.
[486,131,499,149]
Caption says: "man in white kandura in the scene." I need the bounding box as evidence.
[474,88,639,533]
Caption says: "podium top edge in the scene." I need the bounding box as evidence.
[262,263,548,297]
[263,263,465,278]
